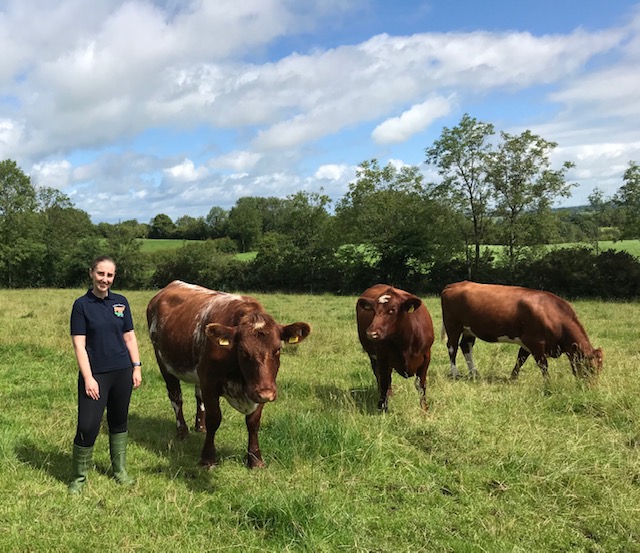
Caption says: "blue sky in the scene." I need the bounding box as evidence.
[1,0,639,223]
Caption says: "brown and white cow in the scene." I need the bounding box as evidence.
[147,280,311,468]
[356,284,434,411]
[440,281,603,380]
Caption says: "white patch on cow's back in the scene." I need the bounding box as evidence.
[378,294,391,304]
[222,381,259,415]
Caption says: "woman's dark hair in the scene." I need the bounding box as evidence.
[90,255,116,273]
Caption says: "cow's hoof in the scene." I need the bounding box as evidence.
[199,458,218,469]
[377,400,388,412]
[177,426,189,440]
[247,455,266,469]
[419,398,429,412]
[448,372,461,380]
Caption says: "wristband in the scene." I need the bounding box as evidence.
[133,362,142,367]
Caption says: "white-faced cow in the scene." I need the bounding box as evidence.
[356,284,434,411]
[440,281,603,380]
[147,280,311,468]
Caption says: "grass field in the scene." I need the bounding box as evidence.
[1,289,639,551]
[138,238,640,266]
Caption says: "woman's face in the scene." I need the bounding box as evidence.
[90,260,116,297]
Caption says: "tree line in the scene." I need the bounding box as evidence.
[1,115,639,297]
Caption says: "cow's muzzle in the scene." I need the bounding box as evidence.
[254,388,277,403]
[366,329,381,341]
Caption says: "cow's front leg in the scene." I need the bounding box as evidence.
[510,348,530,380]
[194,385,206,433]
[368,354,378,377]
[460,335,479,379]
[376,363,392,411]
[415,353,430,411]
[200,396,222,468]
[162,370,189,439]
[246,404,266,469]
[530,349,549,380]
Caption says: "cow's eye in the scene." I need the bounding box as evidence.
[388,308,396,314]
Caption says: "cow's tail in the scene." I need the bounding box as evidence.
[440,323,447,342]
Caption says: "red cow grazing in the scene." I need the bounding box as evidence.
[356,284,434,411]
[147,280,311,468]
[440,281,603,380]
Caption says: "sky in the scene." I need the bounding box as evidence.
[1,0,639,224]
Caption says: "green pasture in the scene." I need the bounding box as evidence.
[1,289,639,551]
[138,238,640,262]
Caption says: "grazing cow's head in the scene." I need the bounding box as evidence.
[357,289,422,341]
[572,346,604,379]
[204,313,310,403]
[587,347,604,377]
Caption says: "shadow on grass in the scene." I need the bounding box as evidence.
[15,440,69,484]
[310,383,380,415]
[14,416,237,493]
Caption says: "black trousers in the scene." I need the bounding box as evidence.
[74,367,133,447]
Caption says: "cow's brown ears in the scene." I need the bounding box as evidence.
[404,297,422,313]
[205,323,235,347]
[281,322,311,344]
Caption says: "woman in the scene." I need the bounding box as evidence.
[68,256,142,494]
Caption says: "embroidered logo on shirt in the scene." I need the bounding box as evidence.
[113,304,126,318]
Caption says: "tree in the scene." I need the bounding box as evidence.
[41,206,101,287]
[613,161,640,239]
[36,186,73,211]
[0,160,42,286]
[487,130,575,271]
[105,224,146,288]
[425,114,495,278]
[336,159,460,289]
[148,213,176,239]
[227,198,263,252]
[0,159,37,216]
[585,188,611,254]
[174,215,208,240]
[205,206,229,238]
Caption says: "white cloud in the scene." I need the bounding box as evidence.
[0,1,638,220]
[30,159,72,190]
[314,164,349,180]
[164,159,208,181]
[372,96,453,144]
[210,151,263,172]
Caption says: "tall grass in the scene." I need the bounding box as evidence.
[1,289,639,551]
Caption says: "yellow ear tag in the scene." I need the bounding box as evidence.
[408,306,415,313]
[218,338,230,346]
[288,336,299,344]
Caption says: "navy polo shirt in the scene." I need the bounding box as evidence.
[70,289,135,374]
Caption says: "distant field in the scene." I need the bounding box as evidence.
[138,238,640,261]
[482,239,640,259]
[138,239,201,253]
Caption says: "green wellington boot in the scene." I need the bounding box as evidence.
[109,432,135,486]
[68,444,94,494]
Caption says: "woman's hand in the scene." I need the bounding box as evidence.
[133,366,142,389]
[85,376,100,400]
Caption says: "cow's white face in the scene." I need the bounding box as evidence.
[358,292,421,341]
